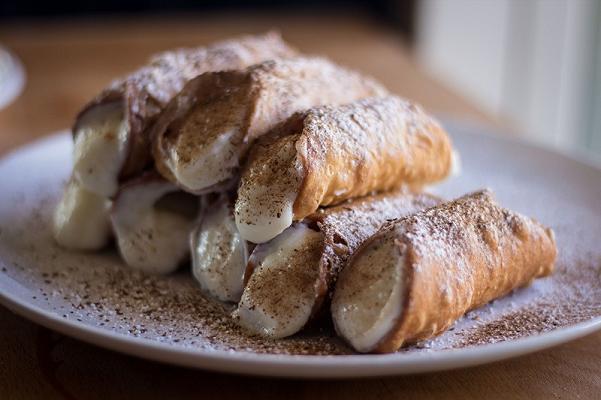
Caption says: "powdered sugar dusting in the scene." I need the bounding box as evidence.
[1,124,600,356]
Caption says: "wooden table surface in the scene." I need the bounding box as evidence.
[0,13,599,400]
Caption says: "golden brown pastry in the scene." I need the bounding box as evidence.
[151,56,387,195]
[236,191,441,338]
[235,95,453,244]
[331,189,557,353]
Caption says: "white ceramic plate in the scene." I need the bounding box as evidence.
[1,120,600,378]
[0,46,25,110]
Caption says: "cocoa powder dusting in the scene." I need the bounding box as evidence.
[458,258,601,347]
[0,192,349,355]
[0,186,597,356]
[1,132,601,356]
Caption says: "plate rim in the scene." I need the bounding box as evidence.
[2,277,600,378]
[1,130,600,378]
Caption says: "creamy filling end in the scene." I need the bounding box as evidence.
[237,223,323,338]
[111,181,199,274]
[235,136,301,244]
[73,102,129,198]
[191,199,249,302]
[332,229,406,352]
[53,180,112,250]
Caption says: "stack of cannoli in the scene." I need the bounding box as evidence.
[54,33,557,353]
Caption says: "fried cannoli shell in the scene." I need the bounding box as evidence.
[332,189,557,353]
[236,96,453,244]
[74,32,297,180]
[245,191,442,322]
[294,96,452,218]
[151,56,387,193]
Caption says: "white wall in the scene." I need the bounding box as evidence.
[417,0,600,153]
[418,0,511,116]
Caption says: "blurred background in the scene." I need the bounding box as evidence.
[0,0,599,159]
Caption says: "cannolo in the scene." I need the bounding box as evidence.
[236,191,441,339]
[191,194,254,302]
[331,189,557,353]
[111,172,200,274]
[73,32,296,198]
[151,57,387,194]
[235,95,453,244]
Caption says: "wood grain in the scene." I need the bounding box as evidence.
[0,13,599,399]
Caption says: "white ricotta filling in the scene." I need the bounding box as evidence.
[235,185,295,244]
[237,223,323,338]
[53,180,112,250]
[73,102,129,198]
[235,137,300,244]
[169,128,239,192]
[111,181,196,274]
[191,199,249,302]
[332,229,406,353]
